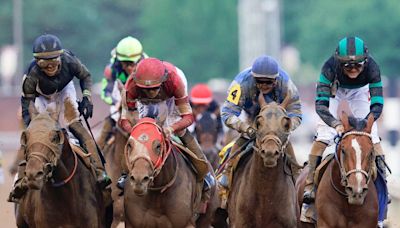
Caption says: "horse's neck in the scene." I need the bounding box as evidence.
[53,142,76,182]
[248,154,286,189]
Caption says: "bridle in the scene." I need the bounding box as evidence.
[25,140,78,187]
[125,120,177,193]
[332,131,374,195]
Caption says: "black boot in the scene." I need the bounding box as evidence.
[7,160,28,203]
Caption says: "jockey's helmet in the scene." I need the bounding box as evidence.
[32,34,63,59]
[335,36,368,63]
[116,36,143,63]
[251,55,279,79]
[133,57,167,88]
[190,84,213,105]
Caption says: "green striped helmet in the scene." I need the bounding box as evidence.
[335,36,368,62]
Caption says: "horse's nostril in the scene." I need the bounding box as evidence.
[36,171,44,179]
[130,176,135,182]
[274,150,279,156]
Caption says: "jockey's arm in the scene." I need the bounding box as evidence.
[367,62,384,121]
[283,79,303,131]
[172,96,194,133]
[70,57,93,98]
[21,74,37,127]
[315,64,342,128]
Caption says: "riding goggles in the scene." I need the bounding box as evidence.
[255,79,276,85]
[36,56,61,69]
[342,60,366,70]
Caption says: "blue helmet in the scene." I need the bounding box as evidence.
[251,55,279,79]
[32,34,64,59]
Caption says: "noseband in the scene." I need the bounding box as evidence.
[253,133,290,155]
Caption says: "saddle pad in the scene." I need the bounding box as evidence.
[69,139,91,168]
[171,141,209,178]
[314,153,335,186]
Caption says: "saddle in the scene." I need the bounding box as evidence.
[314,153,335,187]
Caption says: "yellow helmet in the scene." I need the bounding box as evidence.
[115,36,143,62]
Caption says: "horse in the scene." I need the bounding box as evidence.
[123,117,219,228]
[220,93,299,227]
[296,112,378,228]
[194,111,221,170]
[16,102,111,228]
[102,109,138,228]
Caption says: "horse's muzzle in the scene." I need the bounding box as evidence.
[346,186,368,205]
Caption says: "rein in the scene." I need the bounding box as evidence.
[331,131,373,196]
[26,141,78,187]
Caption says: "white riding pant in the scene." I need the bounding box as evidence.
[34,81,80,127]
[315,85,380,145]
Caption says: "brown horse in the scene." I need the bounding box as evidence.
[16,104,110,228]
[102,110,138,228]
[194,111,221,170]
[224,94,298,227]
[103,127,129,227]
[296,112,378,228]
[123,117,219,228]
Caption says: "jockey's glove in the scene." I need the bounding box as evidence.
[335,124,344,136]
[78,96,93,119]
[119,119,133,133]
[163,126,174,138]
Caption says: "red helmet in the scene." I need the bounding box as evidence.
[190,83,213,105]
[133,58,167,88]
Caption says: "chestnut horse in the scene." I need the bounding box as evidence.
[224,94,298,227]
[16,104,110,228]
[123,117,219,228]
[296,112,378,228]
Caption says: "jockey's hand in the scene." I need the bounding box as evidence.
[335,124,345,136]
[119,119,133,133]
[246,126,257,138]
[163,126,174,138]
[78,96,93,119]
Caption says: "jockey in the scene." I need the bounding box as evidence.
[301,36,387,221]
[8,34,111,202]
[118,57,215,193]
[189,83,224,148]
[98,36,147,149]
[218,55,302,208]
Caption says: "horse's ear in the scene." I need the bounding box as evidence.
[365,113,374,133]
[63,98,77,123]
[20,130,29,146]
[340,111,350,130]
[258,93,267,108]
[28,102,39,119]
[280,90,292,110]
[281,116,292,132]
[49,130,64,145]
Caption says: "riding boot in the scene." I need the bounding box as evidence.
[7,160,27,203]
[285,142,301,182]
[303,141,326,204]
[97,117,115,150]
[179,130,215,206]
[217,136,247,209]
[376,154,391,204]
[69,121,111,189]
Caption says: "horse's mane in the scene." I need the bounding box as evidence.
[347,116,367,131]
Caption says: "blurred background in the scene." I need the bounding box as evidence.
[1,0,400,227]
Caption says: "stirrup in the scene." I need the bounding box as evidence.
[303,191,315,204]
[117,174,127,190]
[203,172,215,191]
